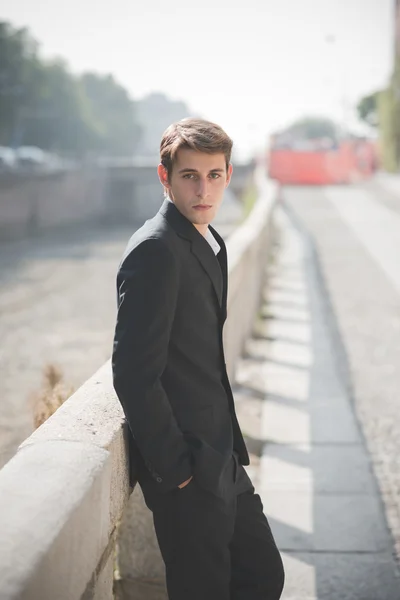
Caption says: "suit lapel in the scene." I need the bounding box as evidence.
[210,225,228,321]
[190,236,223,307]
[159,200,223,308]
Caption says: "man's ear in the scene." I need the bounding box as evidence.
[225,163,233,188]
[157,163,170,190]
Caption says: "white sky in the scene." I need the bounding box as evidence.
[0,0,394,158]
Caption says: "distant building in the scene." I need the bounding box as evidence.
[135,93,195,159]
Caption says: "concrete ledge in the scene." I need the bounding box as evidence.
[224,175,278,380]
[0,441,111,600]
[0,172,278,600]
[0,363,130,600]
[19,363,130,531]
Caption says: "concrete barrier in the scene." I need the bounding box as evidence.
[0,173,278,600]
[0,168,108,241]
[224,172,277,381]
[0,160,253,241]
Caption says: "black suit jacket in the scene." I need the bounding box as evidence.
[112,199,249,498]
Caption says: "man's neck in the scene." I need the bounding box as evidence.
[193,223,209,237]
[166,195,209,238]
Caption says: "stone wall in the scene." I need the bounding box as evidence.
[0,168,108,240]
[0,160,253,241]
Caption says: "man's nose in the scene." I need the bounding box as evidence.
[196,177,209,198]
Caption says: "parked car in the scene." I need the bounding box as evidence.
[0,146,17,171]
[14,146,71,173]
[15,146,48,169]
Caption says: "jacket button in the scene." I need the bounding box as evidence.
[156,477,162,483]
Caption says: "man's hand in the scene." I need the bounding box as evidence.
[178,475,193,489]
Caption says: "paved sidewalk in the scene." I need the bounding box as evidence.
[234,205,399,599]
[373,171,400,198]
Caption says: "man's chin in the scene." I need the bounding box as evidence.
[192,217,211,225]
[189,211,217,225]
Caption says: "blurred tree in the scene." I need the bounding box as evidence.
[0,20,140,157]
[22,59,101,155]
[357,92,379,127]
[80,73,141,156]
[286,117,338,140]
[377,59,400,172]
[0,21,40,145]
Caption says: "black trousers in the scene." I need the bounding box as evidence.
[142,454,285,600]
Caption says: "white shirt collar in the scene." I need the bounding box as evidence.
[166,196,221,255]
[204,228,221,256]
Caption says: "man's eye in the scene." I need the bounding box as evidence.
[209,173,221,179]
[183,174,195,179]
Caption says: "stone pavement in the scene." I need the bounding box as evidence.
[283,180,400,571]
[234,204,400,599]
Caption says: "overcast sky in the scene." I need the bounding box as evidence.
[1,0,394,158]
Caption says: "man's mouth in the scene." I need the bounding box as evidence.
[193,204,212,211]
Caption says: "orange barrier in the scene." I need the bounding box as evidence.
[268,140,377,185]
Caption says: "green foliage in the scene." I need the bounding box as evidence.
[374,57,400,172]
[0,20,140,156]
[80,73,141,155]
[21,59,100,154]
[377,88,398,172]
[285,116,338,140]
[357,92,379,127]
[0,22,40,145]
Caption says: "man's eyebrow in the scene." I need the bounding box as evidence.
[178,168,225,174]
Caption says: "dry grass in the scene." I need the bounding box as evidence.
[30,364,75,429]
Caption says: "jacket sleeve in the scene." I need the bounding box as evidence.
[112,237,192,491]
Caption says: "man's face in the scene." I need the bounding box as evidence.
[158,149,233,229]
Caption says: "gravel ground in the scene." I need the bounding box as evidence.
[283,183,400,564]
[0,223,133,468]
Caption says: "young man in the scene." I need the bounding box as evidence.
[112,118,284,600]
